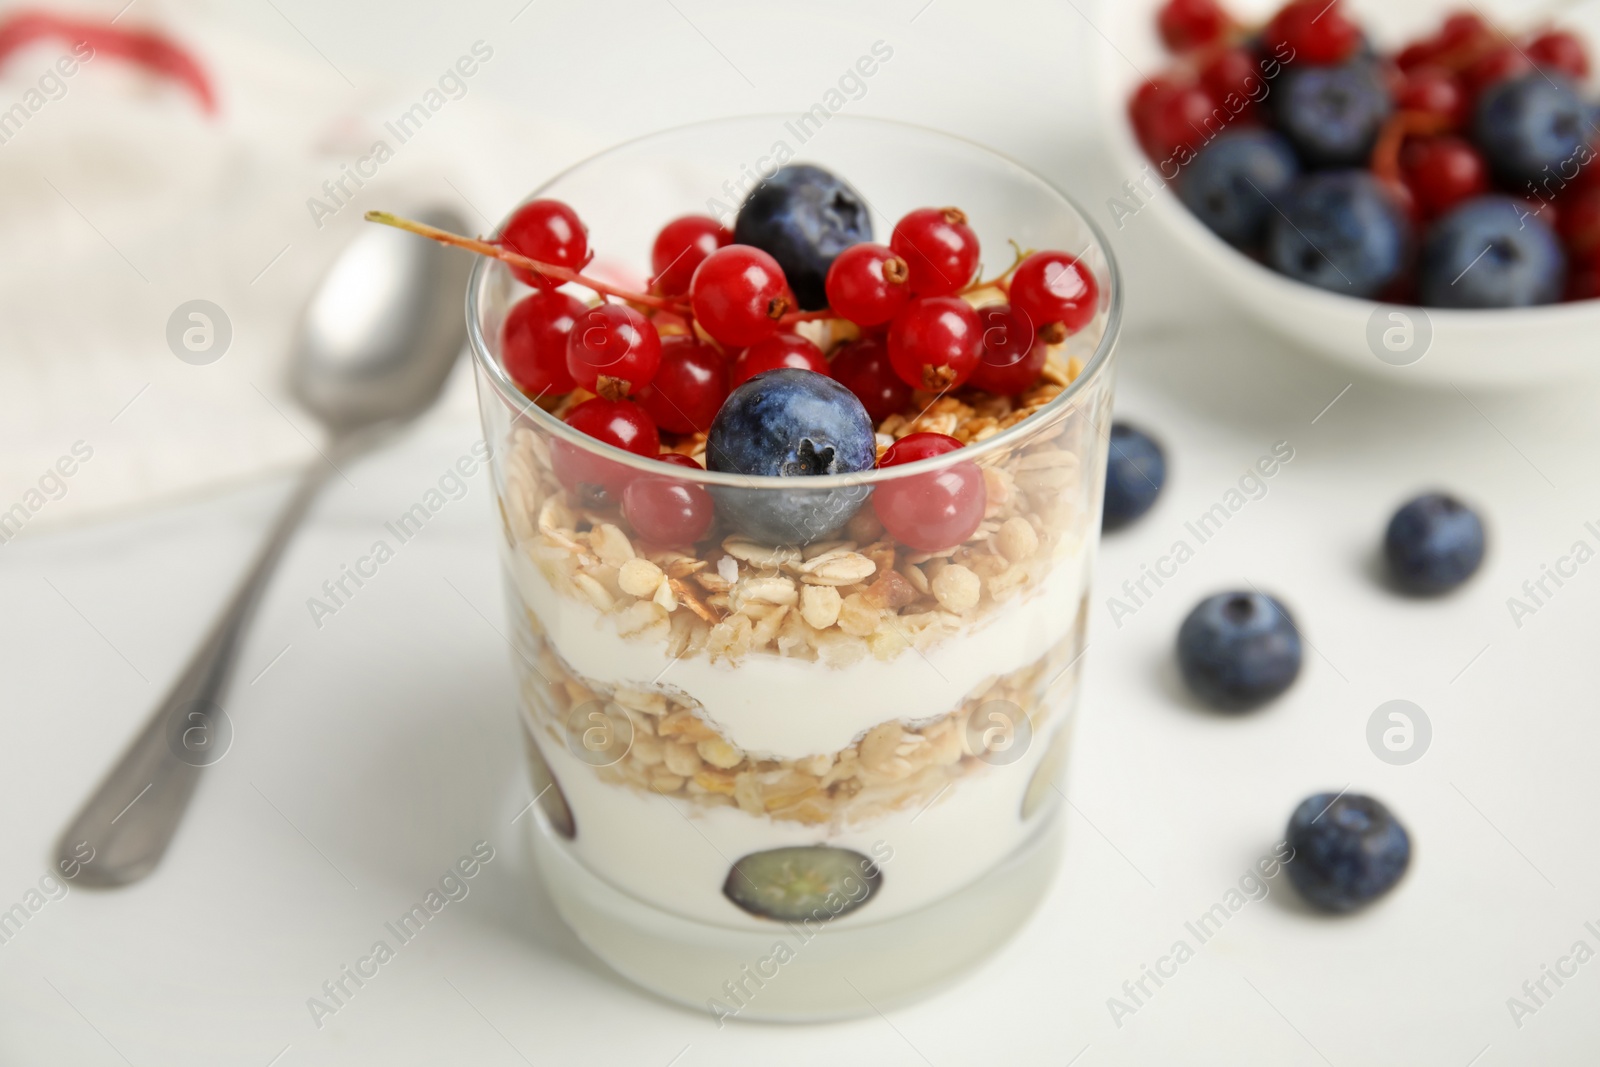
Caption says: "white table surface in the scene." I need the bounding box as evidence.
[7,1,1600,1063]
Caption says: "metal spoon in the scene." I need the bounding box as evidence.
[56,207,472,887]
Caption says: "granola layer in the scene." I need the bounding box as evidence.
[512,594,1087,828]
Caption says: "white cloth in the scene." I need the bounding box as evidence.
[0,0,596,530]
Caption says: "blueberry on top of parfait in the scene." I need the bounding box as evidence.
[704,368,876,545]
[735,164,873,310]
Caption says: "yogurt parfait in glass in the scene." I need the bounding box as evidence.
[449,116,1119,1020]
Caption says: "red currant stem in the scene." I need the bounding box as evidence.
[959,241,1033,295]
[778,308,838,324]
[1425,20,1545,76]
[364,210,691,314]
[1370,110,1453,184]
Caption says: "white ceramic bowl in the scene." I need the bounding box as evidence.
[1093,0,1600,388]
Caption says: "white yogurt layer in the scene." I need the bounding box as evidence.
[530,707,1074,928]
[508,546,1087,760]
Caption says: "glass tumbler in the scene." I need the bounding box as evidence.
[468,116,1120,1021]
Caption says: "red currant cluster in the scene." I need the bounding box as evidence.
[370,192,1098,550]
[1134,0,1600,304]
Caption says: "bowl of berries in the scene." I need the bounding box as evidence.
[1101,0,1600,386]
[371,116,1120,1016]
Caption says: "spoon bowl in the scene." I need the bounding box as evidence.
[293,207,471,433]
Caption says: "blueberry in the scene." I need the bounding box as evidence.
[1103,422,1166,531]
[1474,74,1589,187]
[521,725,574,839]
[723,846,882,922]
[1417,196,1565,308]
[1383,492,1486,594]
[1179,129,1300,248]
[735,164,872,310]
[1177,591,1302,711]
[704,368,875,544]
[1265,171,1408,297]
[1274,61,1392,168]
[1285,792,1411,913]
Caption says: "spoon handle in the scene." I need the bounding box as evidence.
[55,448,345,887]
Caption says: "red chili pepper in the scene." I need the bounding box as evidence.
[0,9,216,114]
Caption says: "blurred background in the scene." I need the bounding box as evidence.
[4,0,1600,1063]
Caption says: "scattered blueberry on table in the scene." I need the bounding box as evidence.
[1177,591,1303,711]
[1285,792,1411,913]
[1103,422,1167,530]
[1383,492,1487,594]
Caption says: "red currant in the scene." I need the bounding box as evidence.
[1156,0,1229,53]
[635,335,727,434]
[887,297,983,391]
[831,336,912,423]
[1379,175,1420,227]
[552,398,660,499]
[690,245,791,347]
[729,333,829,388]
[1573,146,1600,194]
[1199,48,1262,115]
[1558,189,1600,257]
[1463,45,1529,96]
[1138,81,1221,160]
[655,452,703,469]
[566,303,662,399]
[1401,136,1489,218]
[501,290,584,397]
[1397,67,1468,127]
[1528,30,1590,79]
[1129,76,1177,130]
[623,466,714,545]
[968,304,1048,395]
[873,432,986,552]
[1567,249,1600,300]
[882,432,962,466]
[650,215,730,297]
[1009,251,1097,334]
[890,207,981,296]
[1129,78,1175,156]
[1396,39,1440,71]
[825,243,912,325]
[1263,0,1361,66]
[499,199,588,289]
[1438,12,1490,50]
